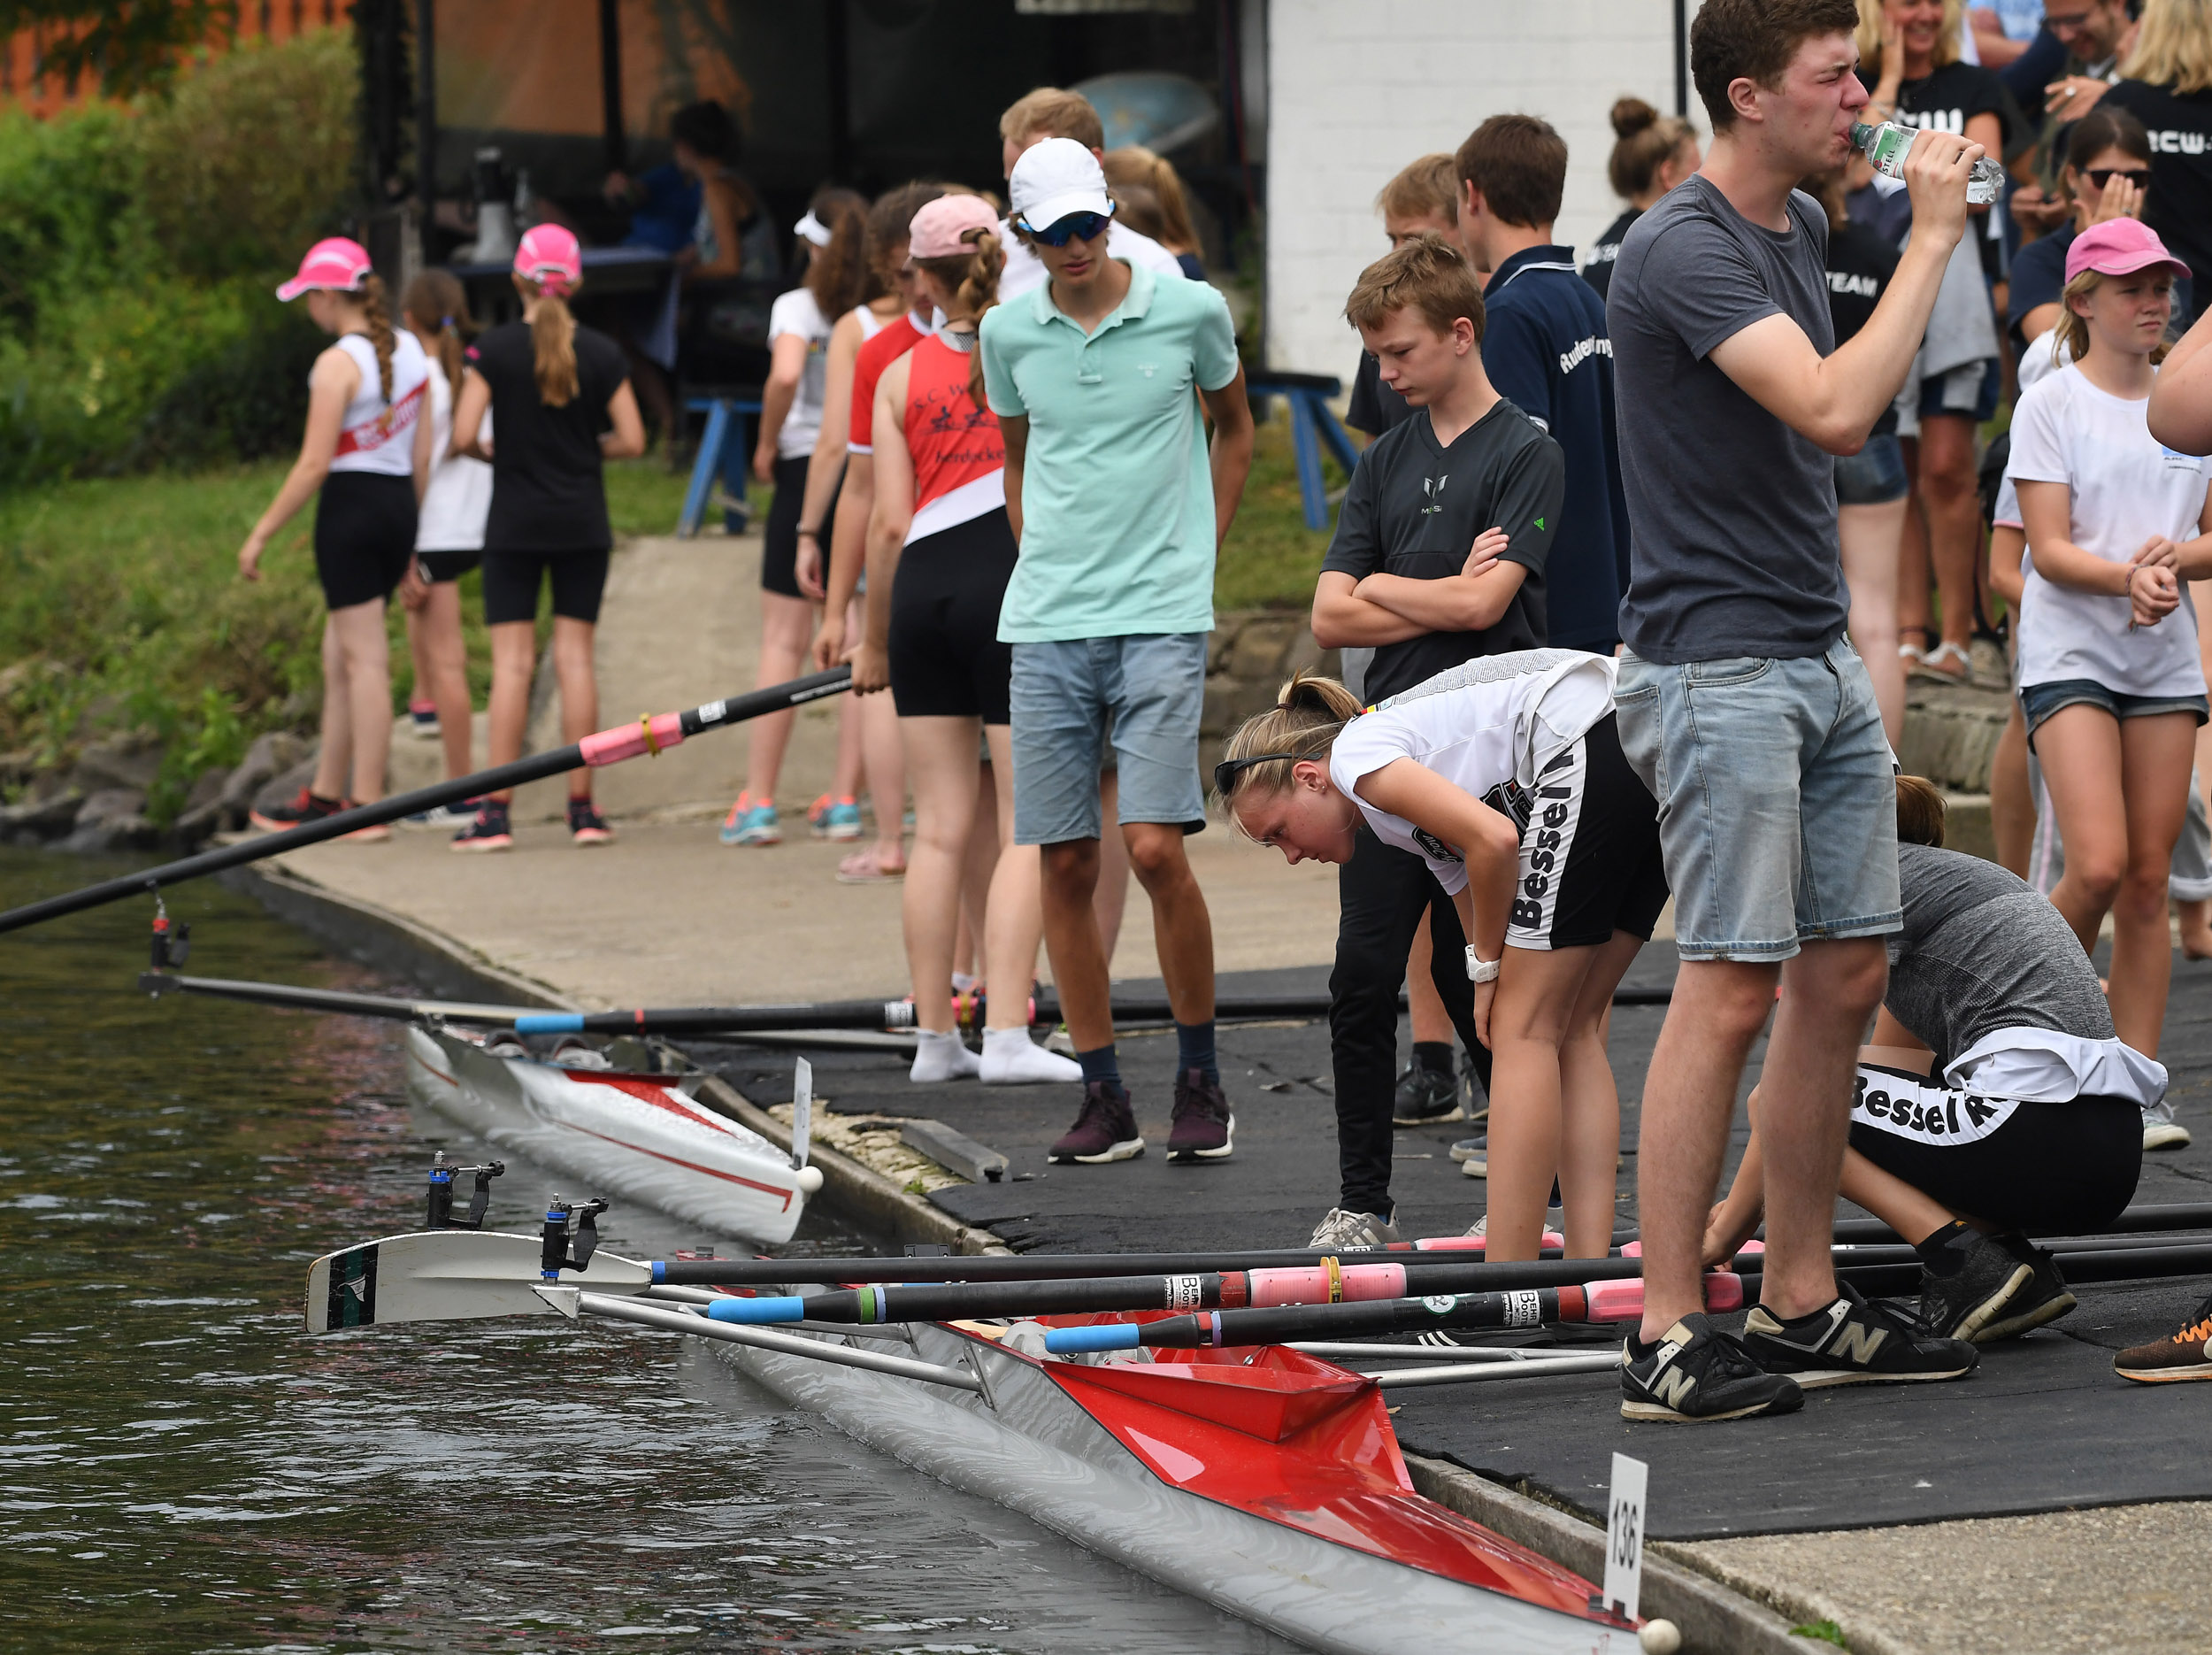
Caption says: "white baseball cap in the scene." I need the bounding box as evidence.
[1010,136,1115,232]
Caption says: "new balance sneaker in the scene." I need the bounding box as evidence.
[807,793,864,841]
[1307,1207,1402,1249]
[1909,1226,2036,1343]
[719,793,780,846]
[2114,1296,2212,1382]
[451,801,513,852]
[249,788,346,834]
[1166,1069,1233,1162]
[1393,1058,1464,1126]
[567,799,615,845]
[1741,1284,1978,1389]
[1048,1082,1144,1165]
[2143,1098,2192,1151]
[1621,1313,1803,1423]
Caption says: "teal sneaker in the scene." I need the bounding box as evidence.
[719,793,780,846]
[808,793,864,842]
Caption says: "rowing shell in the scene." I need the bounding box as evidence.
[403,1025,819,1243]
[718,1311,1635,1654]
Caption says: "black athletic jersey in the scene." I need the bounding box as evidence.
[2102,79,2212,320]
[1346,349,1416,437]
[1859,59,2023,152]
[469,321,630,553]
[1580,208,1642,304]
[1825,219,1902,436]
[1320,397,1563,704]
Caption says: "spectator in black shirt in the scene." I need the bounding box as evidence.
[1583,97,1701,304]
[1346,155,1461,440]
[2105,0,2212,323]
[2009,106,2156,371]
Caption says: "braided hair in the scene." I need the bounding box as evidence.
[358,273,396,403]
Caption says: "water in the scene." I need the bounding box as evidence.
[0,851,1297,1654]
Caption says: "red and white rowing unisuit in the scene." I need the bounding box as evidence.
[902,331,1004,543]
[328,329,429,476]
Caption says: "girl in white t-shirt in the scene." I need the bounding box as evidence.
[1217,656,1669,1264]
[2008,219,2212,1062]
[397,270,491,804]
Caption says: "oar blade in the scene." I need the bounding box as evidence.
[303,1229,655,1333]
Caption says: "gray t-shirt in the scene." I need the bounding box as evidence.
[1886,843,2114,1070]
[1608,175,1847,665]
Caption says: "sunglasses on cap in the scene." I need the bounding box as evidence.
[2085,166,2151,189]
[1212,751,1310,799]
[1019,210,1113,248]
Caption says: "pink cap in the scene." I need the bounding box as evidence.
[909,195,1001,260]
[515,224,583,297]
[275,236,373,302]
[2066,218,2190,286]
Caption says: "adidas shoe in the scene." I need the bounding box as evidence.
[2114,1295,2212,1383]
[1047,1081,1144,1165]
[1621,1313,1803,1423]
[1307,1206,1401,1249]
[1741,1283,1978,1389]
[1166,1069,1234,1161]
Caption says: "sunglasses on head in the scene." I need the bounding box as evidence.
[1212,752,1308,799]
[1020,210,1113,248]
[2085,166,2151,189]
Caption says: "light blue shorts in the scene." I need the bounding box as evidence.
[1010,633,1209,845]
[1614,637,1901,960]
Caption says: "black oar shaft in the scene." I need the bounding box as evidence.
[0,667,851,936]
[1071,1288,1574,1351]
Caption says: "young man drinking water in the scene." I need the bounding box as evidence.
[979,138,1255,1167]
[1302,234,1564,1248]
[1608,0,1986,1421]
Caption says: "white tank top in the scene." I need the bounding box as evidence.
[414,357,493,550]
[327,329,429,477]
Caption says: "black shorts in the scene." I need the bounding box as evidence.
[761,453,838,599]
[888,508,1016,722]
[1506,712,1670,951]
[313,472,417,610]
[481,548,612,626]
[415,550,480,583]
[1848,1063,2143,1235]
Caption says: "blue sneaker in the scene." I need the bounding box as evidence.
[719,793,780,846]
[808,793,864,841]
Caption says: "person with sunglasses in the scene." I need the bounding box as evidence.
[979,137,1254,1167]
[993,87,1185,304]
[1214,644,1663,1269]
[2008,106,2162,382]
[2098,0,2212,320]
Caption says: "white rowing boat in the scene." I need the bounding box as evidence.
[402,1024,819,1243]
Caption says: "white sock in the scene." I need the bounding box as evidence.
[909,1028,980,1083]
[951,972,978,996]
[980,1026,1083,1084]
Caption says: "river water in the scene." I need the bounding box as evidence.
[0,851,1294,1655]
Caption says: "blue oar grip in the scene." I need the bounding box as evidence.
[1044,1323,1141,1355]
[706,1296,807,1326]
[515,1013,585,1034]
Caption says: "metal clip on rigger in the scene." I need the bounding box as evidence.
[539,1195,611,1279]
[424,1151,505,1231]
[149,897,189,974]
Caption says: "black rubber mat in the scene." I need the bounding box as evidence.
[684,945,2212,1539]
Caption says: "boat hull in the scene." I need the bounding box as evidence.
[718,1322,1627,1655]
[403,1025,809,1244]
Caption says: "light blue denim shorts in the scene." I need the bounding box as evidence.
[1614,636,1902,960]
[1010,633,1209,845]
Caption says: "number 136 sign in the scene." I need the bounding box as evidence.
[1604,1451,1647,1620]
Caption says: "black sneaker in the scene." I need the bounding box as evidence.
[566,799,615,845]
[451,800,514,853]
[249,787,345,833]
[1620,1313,1803,1423]
[1977,1235,2076,1342]
[1392,1059,1464,1126]
[1741,1283,1978,1389]
[1048,1081,1144,1165]
[1910,1227,2036,1343]
[1165,1069,1233,1162]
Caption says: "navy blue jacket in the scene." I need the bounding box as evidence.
[1480,245,1632,650]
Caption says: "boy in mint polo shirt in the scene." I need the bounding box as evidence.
[979,137,1256,1169]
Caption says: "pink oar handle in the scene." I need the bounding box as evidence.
[1580,1271,1746,1323]
[1244,1262,1409,1307]
[580,712,687,766]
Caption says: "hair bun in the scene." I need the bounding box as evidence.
[1611,96,1659,140]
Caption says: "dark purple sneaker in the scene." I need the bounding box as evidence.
[1048,1081,1145,1165]
[1167,1068,1234,1162]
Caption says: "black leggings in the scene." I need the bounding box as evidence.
[1848,1064,2143,1235]
[481,548,611,626]
[888,508,1017,722]
[314,472,417,609]
[1331,830,1494,1216]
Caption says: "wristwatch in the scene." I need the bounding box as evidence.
[1464,946,1501,984]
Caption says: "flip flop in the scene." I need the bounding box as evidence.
[836,845,907,884]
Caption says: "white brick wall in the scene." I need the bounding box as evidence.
[1264,0,1698,381]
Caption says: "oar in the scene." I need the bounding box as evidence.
[137,969,1666,1032]
[0,666,853,936]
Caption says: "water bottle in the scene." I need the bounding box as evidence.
[1851,120,2005,205]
